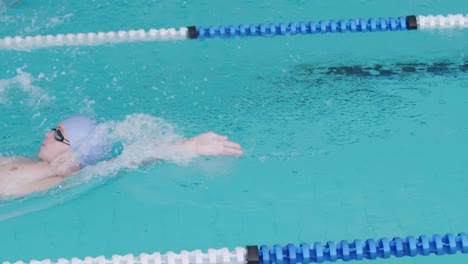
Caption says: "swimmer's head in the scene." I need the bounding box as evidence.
[38,115,111,167]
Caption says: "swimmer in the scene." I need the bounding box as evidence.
[0,115,243,196]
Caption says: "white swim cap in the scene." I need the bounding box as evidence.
[63,115,110,166]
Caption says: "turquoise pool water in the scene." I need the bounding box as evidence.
[0,0,467,263]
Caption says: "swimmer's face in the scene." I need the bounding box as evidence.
[38,122,72,162]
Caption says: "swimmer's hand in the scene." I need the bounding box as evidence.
[183,132,243,157]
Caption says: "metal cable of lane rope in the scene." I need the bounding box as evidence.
[5,232,468,264]
[0,14,466,50]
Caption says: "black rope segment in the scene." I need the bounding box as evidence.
[406,15,418,30]
[187,26,198,39]
[246,245,259,264]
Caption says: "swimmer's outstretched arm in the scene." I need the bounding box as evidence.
[113,132,242,166]
[181,132,243,156]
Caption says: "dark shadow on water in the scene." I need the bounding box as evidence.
[293,60,468,78]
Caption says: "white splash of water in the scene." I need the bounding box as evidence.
[22,13,73,35]
[59,113,200,189]
[0,69,53,106]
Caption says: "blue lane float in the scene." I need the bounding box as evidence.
[188,15,417,39]
[246,233,468,264]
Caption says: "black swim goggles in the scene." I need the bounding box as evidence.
[51,127,70,146]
